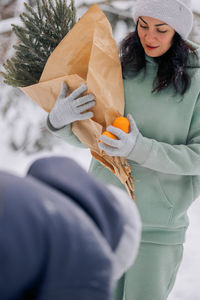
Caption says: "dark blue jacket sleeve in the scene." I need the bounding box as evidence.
[27,156,125,251]
[0,167,115,300]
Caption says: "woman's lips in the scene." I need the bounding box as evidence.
[146,44,159,50]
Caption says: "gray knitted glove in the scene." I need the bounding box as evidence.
[49,82,96,129]
[98,114,140,157]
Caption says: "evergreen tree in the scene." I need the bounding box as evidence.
[0,0,76,87]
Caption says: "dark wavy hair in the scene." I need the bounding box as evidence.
[120,24,197,95]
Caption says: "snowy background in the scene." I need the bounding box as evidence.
[0,1,200,299]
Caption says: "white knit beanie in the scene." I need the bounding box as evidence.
[133,0,193,39]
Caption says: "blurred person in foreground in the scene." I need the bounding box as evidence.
[46,0,200,299]
[0,156,141,300]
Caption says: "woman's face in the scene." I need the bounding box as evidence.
[137,16,175,57]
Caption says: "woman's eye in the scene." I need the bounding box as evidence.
[157,30,168,33]
[139,24,168,33]
[140,25,148,29]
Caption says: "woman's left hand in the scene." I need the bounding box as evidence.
[98,114,140,157]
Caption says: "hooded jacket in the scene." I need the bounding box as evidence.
[0,156,141,300]
[47,40,200,245]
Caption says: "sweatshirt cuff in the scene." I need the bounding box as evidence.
[127,133,153,165]
[46,115,72,137]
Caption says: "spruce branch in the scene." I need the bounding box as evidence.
[1,0,76,87]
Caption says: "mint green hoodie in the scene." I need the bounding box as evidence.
[47,40,200,245]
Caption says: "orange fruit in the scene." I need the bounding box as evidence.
[112,116,129,133]
[99,130,117,147]
[99,116,129,146]
[101,130,117,140]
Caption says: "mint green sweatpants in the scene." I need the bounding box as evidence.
[114,242,184,300]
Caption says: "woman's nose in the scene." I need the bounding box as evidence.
[145,31,157,42]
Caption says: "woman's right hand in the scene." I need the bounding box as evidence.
[49,82,96,129]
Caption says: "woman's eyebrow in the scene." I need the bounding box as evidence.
[139,17,167,27]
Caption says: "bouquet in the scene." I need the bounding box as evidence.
[1,1,136,200]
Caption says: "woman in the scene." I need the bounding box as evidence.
[47,0,200,299]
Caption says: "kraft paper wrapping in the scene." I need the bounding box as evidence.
[21,4,136,200]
